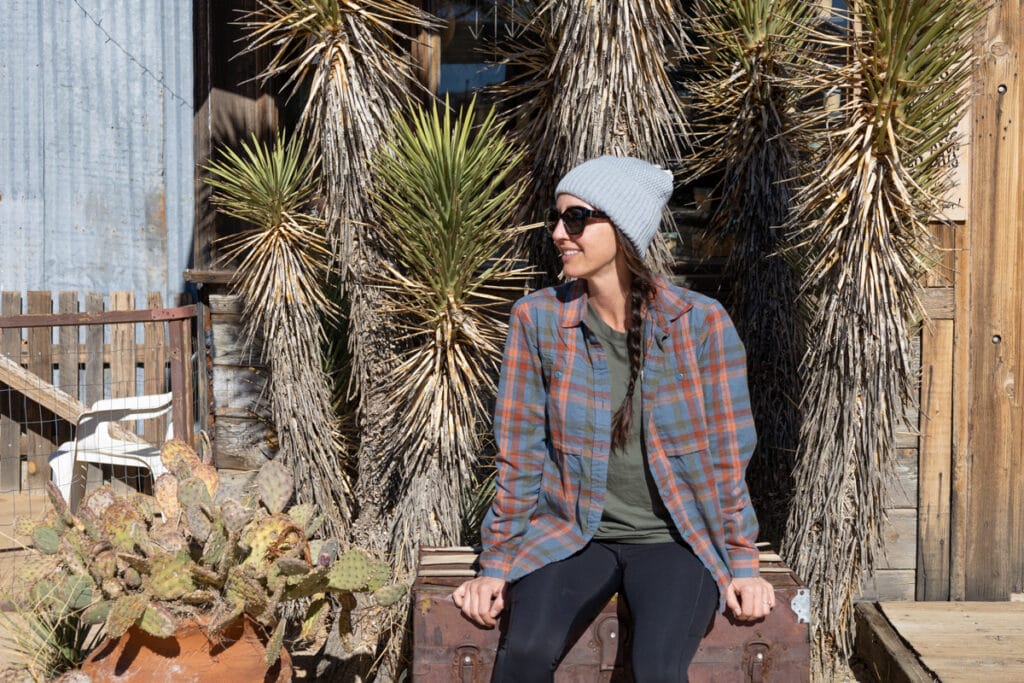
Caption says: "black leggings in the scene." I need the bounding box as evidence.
[492,541,719,683]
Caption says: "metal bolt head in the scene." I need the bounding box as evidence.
[757,652,764,660]
[464,656,472,664]
[997,84,1008,94]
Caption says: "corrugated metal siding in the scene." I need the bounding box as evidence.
[0,0,194,304]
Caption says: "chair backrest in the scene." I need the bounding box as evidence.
[75,392,175,445]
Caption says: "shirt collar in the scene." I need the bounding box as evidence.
[557,273,692,329]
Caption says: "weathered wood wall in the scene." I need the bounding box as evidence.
[956,0,1024,601]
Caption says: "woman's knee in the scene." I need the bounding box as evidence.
[629,636,701,682]
[492,632,563,681]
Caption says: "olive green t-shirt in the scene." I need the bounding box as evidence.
[586,305,678,544]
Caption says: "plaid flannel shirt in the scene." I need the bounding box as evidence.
[478,274,759,611]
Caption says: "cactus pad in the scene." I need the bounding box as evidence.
[373,583,407,607]
[255,460,294,514]
[139,603,178,638]
[264,618,286,668]
[144,551,195,601]
[32,525,61,554]
[160,438,202,477]
[153,473,180,521]
[106,594,148,638]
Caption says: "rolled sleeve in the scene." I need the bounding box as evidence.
[478,300,548,580]
[698,303,760,578]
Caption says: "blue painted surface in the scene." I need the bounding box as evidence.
[0,0,194,304]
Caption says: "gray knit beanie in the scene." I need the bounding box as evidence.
[555,155,674,258]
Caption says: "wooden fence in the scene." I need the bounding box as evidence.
[0,291,195,546]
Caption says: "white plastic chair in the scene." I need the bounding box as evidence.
[49,392,174,510]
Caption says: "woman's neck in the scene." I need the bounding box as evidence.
[586,276,629,332]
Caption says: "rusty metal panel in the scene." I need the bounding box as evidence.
[0,0,194,304]
[413,547,810,682]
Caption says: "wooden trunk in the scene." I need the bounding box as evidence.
[412,546,810,682]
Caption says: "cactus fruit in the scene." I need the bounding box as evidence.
[255,460,293,514]
[139,603,177,638]
[372,583,407,607]
[106,594,148,638]
[32,525,61,554]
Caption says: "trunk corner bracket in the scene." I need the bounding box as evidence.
[790,588,810,624]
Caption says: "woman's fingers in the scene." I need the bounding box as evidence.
[727,577,775,621]
[451,578,507,628]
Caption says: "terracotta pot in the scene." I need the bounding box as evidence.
[80,617,292,682]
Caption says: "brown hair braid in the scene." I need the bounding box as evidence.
[610,231,656,449]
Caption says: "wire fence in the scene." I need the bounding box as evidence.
[0,290,195,550]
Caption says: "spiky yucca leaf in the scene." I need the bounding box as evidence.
[373,98,533,572]
[781,1,985,678]
[488,0,689,280]
[206,132,352,538]
[687,0,824,543]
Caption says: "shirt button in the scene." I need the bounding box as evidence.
[677,372,684,380]
[554,370,563,378]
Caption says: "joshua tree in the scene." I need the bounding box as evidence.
[489,0,691,279]
[686,0,820,543]
[781,1,984,677]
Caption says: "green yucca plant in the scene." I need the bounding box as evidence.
[487,0,689,280]
[206,132,353,538]
[780,1,985,678]
[686,0,824,545]
[373,98,534,573]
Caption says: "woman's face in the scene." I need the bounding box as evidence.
[551,194,624,284]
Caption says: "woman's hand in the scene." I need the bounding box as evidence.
[451,577,508,628]
[725,576,774,621]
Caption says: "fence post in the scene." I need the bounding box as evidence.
[168,318,195,447]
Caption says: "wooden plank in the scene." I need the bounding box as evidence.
[167,318,194,446]
[25,292,53,489]
[921,287,954,320]
[853,602,935,683]
[0,292,23,493]
[208,294,245,316]
[211,315,263,366]
[83,293,105,493]
[56,292,78,447]
[925,222,957,288]
[886,448,918,510]
[143,292,167,445]
[964,2,1024,601]
[917,319,954,600]
[212,364,270,410]
[879,602,1024,682]
[0,355,142,446]
[858,570,916,602]
[877,509,917,570]
[0,305,197,328]
[194,301,211,437]
[212,415,274,470]
[109,292,135,399]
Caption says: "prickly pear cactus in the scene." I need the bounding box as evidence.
[373,583,407,607]
[255,460,294,515]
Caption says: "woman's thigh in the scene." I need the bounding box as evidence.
[619,542,719,682]
[492,542,621,683]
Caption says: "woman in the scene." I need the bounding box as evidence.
[453,156,773,682]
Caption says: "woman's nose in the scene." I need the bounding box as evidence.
[550,219,568,240]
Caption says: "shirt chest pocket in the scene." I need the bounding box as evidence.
[649,368,708,455]
[542,352,594,454]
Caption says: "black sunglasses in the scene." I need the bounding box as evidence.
[545,207,610,236]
